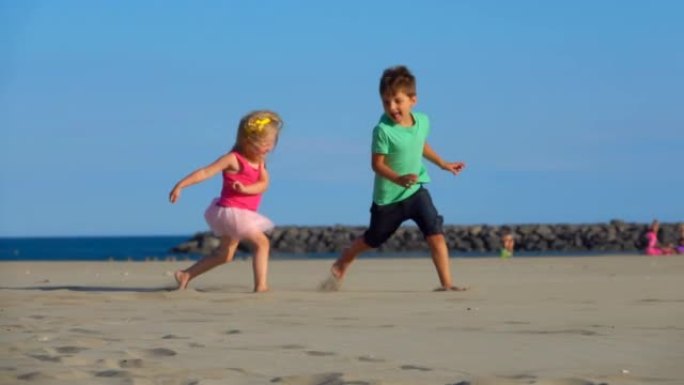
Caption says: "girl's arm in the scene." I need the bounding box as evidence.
[169,153,237,203]
[232,162,269,195]
[372,153,417,187]
[423,142,465,175]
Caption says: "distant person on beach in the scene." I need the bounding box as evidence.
[169,110,283,292]
[500,231,515,259]
[325,65,467,292]
[644,220,675,256]
[677,223,684,254]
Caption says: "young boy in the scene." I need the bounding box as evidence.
[329,65,467,291]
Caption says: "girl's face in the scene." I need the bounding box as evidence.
[382,90,417,127]
[245,130,278,160]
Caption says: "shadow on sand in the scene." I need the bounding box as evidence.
[0,285,175,293]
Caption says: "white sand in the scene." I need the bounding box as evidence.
[1,255,683,385]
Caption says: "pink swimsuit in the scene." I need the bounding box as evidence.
[216,152,263,211]
[645,232,663,255]
[204,152,273,239]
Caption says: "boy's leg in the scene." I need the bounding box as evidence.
[175,236,238,289]
[425,234,457,290]
[426,234,467,291]
[331,238,373,280]
[411,188,467,291]
[242,231,270,293]
[331,202,404,281]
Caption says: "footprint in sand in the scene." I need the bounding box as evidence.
[279,344,306,350]
[271,372,373,385]
[119,358,144,368]
[94,369,131,378]
[271,372,343,383]
[502,373,537,381]
[357,355,385,363]
[305,350,337,357]
[516,329,601,336]
[26,354,61,363]
[55,346,89,354]
[503,321,530,325]
[144,348,177,357]
[225,329,242,335]
[162,334,188,339]
[399,364,432,371]
[17,371,52,381]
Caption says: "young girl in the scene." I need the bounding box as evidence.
[169,110,283,292]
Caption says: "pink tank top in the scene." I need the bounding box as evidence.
[216,152,263,211]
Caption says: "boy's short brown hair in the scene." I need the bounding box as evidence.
[379,65,416,97]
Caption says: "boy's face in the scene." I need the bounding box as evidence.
[382,90,417,126]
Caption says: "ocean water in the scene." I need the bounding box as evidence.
[0,236,197,262]
[0,236,633,262]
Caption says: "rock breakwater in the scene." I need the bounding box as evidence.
[171,220,682,256]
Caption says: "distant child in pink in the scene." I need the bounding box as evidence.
[644,220,675,256]
[169,110,283,292]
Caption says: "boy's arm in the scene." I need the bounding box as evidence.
[372,153,418,187]
[169,153,237,203]
[423,142,465,175]
[233,162,269,195]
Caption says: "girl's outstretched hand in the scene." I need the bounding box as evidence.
[443,161,466,175]
[169,187,181,203]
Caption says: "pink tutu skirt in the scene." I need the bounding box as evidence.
[204,199,274,240]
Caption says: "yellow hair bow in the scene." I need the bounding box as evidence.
[247,117,272,134]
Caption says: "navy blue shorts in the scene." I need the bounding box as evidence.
[363,187,444,248]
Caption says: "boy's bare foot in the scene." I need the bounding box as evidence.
[174,270,190,290]
[318,273,342,292]
[331,262,345,280]
[433,285,468,292]
[317,261,347,292]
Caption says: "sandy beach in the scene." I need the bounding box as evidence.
[1,255,683,385]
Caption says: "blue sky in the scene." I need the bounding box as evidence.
[1,1,682,237]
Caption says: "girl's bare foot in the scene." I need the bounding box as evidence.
[253,285,269,293]
[174,270,190,290]
[434,285,468,292]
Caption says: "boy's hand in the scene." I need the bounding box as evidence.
[442,162,466,175]
[169,187,181,203]
[397,173,418,188]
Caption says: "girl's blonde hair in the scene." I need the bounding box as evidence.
[234,110,283,152]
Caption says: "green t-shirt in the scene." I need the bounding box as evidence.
[371,111,431,205]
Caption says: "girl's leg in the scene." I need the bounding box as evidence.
[242,231,270,293]
[426,234,467,291]
[175,236,238,289]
